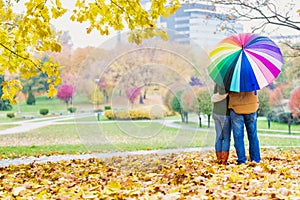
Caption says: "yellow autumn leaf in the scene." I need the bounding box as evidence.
[82,192,98,199]
[106,179,122,192]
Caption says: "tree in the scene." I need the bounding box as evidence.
[56,84,75,107]
[20,72,49,105]
[171,90,186,123]
[189,76,204,87]
[288,86,300,118]
[26,91,36,105]
[0,0,180,103]
[204,0,300,55]
[97,78,110,103]
[269,85,285,111]
[90,87,105,111]
[195,89,213,128]
[20,55,50,103]
[0,75,12,110]
[125,87,141,106]
[187,87,206,127]
[211,0,300,35]
[258,88,271,117]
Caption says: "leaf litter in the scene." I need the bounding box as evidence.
[0,148,299,199]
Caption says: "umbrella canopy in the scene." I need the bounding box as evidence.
[208,33,283,92]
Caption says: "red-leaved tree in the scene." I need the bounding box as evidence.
[97,78,109,103]
[288,86,300,117]
[126,87,141,106]
[57,84,75,107]
[269,86,285,111]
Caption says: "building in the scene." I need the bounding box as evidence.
[158,2,244,49]
[270,35,300,43]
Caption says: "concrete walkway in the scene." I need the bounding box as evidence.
[0,147,216,167]
[0,113,93,135]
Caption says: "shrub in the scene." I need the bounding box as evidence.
[165,109,176,117]
[270,111,294,124]
[104,108,166,120]
[26,91,36,105]
[40,108,49,115]
[104,106,111,110]
[104,110,114,120]
[6,113,15,118]
[67,107,77,113]
[278,112,290,123]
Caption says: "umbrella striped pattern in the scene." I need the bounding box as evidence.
[208,33,283,92]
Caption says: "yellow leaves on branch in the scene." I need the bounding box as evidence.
[0,0,65,103]
[1,80,22,104]
[71,0,180,43]
[0,0,180,103]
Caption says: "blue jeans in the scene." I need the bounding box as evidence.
[213,113,231,153]
[230,110,261,164]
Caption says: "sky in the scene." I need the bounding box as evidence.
[13,1,113,48]
[13,0,300,48]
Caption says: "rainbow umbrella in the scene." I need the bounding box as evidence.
[208,33,283,92]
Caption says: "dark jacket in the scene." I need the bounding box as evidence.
[212,84,230,116]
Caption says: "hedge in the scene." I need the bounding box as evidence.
[104,109,166,120]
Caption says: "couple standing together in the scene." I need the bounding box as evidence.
[212,84,261,165]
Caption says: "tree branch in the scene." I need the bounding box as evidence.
[212,0,300,32]
[0,43,41,70]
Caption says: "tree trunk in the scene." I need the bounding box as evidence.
[207,114,211,128]
[103,90,109,103]
[184,111,188,123]
[180,109,185,123]
[105,95,108,103]
[143,88,147,99]
[65,100,69,109]
[199,115,202,128]
[139,95,144,104]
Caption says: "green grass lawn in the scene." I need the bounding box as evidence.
[0,124,20,130]
[11,96,67,113]
[0,121,299,159]
[175,117,300,135]
[257,118,300,131]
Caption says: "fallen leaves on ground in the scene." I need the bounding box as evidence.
[0,148,299,199]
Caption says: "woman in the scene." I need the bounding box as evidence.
[211,84,232,165]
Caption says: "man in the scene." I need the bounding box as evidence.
[228,91,261,164]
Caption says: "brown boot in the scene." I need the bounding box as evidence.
[221,152,229,165]
[216,152,222,164]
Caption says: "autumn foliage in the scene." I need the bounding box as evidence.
[126,87,141,105]
[269,86,285,107]
[0,0,180,103]
[56,84,75,105]
[0,148,299,199]
[288,86,300,117]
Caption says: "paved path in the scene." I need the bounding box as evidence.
[0,147,216,167]
[0,113,93,135]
